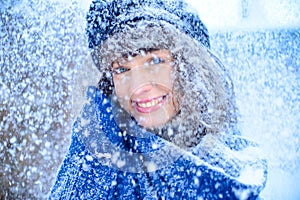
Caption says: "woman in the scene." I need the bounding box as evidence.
[50,0,267,199]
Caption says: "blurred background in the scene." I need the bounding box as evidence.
[1,0,299,199]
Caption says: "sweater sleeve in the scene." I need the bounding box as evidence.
[48,131,85,199]
[49,125,120,199]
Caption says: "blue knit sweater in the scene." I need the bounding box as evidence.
[49,86,267,199]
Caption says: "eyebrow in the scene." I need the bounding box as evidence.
[121,48,160,58]
[112,48,169,68]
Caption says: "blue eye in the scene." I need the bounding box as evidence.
[113,67,129,74]
[150,57,164,65]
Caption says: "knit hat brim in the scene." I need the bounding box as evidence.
[92,21,208,72]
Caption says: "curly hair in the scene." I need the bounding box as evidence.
[92,22,237,148]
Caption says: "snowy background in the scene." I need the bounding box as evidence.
[1,0,299,199]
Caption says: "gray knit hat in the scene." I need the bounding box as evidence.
[86,0,210,50]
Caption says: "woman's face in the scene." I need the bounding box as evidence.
[112,49,179,128]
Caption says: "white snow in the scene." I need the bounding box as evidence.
[1,0,299,199]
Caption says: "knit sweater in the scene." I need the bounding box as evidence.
[49,86,267,199]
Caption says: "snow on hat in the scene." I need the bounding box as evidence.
[86,0,210,50]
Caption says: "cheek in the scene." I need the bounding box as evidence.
[113,77,131,109]
[113,76,125,96]
[160,66,175,89]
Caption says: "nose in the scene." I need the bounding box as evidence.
[133,83,153,96]
[129,67,154,96]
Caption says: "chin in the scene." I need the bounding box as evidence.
[134,114,170,129]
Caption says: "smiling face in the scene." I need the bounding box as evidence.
[112,49,179,128]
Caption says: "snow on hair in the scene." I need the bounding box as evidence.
[92,21,237,148]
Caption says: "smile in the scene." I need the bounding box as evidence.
[132,95,167,113]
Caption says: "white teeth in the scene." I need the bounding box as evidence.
[137,97,163,108]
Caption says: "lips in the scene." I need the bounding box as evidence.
[132,95,167,113]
